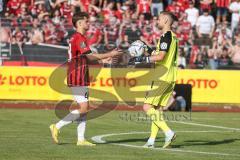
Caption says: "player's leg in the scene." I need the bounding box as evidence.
[50,87,91,144]
[143,81,175,148]
[75,101,95,146]
[158,85,176,148]
[143,104,174,148]
[55,87,88,128]
[50,108,81,144]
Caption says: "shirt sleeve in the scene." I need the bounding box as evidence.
[76,37,91,55]
[159,31,172,52]
[196,17,200,27]
[211,17,215,27]
[229,3,233,10]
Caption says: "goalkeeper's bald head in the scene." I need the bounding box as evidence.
[158,11,178,27]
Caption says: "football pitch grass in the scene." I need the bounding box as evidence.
[0,108,240,160]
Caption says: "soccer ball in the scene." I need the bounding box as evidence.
[128,40,147,57]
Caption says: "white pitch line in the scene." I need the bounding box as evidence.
[137,117,240,131]
[170,121,240,131]
[192,118,240,120]
[91,131,240,157]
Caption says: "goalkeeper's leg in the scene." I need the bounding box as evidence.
[143,104,175,148]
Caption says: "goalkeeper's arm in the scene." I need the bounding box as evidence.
[129,51,166,64]
[131,33,171,64]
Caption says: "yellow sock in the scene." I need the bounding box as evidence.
[150,121,159,139]
[147,108,171,135]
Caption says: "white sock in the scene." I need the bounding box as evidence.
[147,137,155,145]
[77,114,86,141]
[165,130,174,137]
[56,110,80,130]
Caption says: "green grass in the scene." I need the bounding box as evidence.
[0,109,240,160]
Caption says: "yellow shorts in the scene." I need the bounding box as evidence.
[144,81,175,107]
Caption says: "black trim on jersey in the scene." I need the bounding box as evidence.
[84,65,89,86]
[82,50,92,55]
[75,50,79,85]
[159,31,172,52]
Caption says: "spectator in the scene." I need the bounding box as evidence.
[6,0,20,16]
[208,37,220,69]
[52,9,61,25]
[0,27,10,43]
[215,22,232,44]
[216,0,230,23]
[229,0,240,32]
[166,0,184,18]
[151,16,161,46]
[165,91,186,111]
[104,16,120,49]
[119,20,143,47]
[12,27,26,44]
[29,27,44,44]
[141,21,154,47]
[178,48,187,68]
[151,0,164,16]
[0,0,3,13]
[199,0,212,13]
[196,9,215,46]
[136,14,146,29]
[185,1,199,27]
[86,16,103,53]
[179,14,192,47]
[177,0,189,10]
[135,0,151,19]
[218,47,232,68]
[60,1,72,19]
[194,53,206,69]
[230,39,240,64]
[42,21,58,44]
[100,2,116,24]
[29,18,44,44]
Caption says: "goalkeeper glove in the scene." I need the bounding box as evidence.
[141,41,154,55]
[128,55,151,64]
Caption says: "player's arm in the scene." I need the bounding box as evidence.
[132,32,171,63]
[86,49,123,61]
[75,38,123,61]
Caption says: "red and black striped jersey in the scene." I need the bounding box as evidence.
[67,32,91,87]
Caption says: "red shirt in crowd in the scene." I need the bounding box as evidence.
[7,0,20,15]
[137,0,151,14]
[190,45,200,64]
[216,0,230,8]
[60,2,72,18]
[166,2,184,17]
[200,1,211,10]
[102,8,115,24]
[67,32,91,87]
[81,0,91,12]
[86,26,102,45]
[177,0,189,10]
[180,21,192,34]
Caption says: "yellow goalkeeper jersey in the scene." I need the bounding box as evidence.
[154,30,179,83]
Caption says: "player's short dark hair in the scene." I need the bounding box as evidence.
[160,11,178,25]
[72,12,89,27]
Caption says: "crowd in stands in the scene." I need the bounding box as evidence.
[1,0,240,69]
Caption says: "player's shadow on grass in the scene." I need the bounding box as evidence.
[103,137,165,144]
[181,138,240,147]
[104,138,149,144]
[58,142,75,146]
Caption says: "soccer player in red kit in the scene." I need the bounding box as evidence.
[50,12,123,146]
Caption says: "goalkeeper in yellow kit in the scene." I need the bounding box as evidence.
[130,11,178,148]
